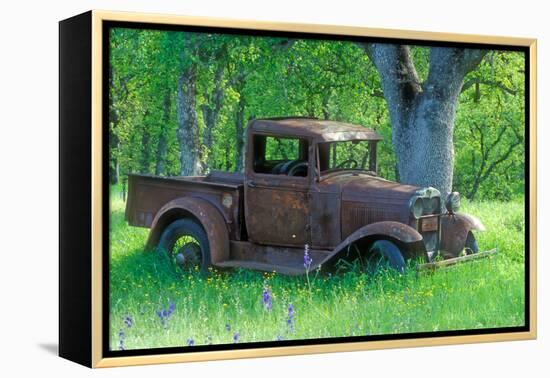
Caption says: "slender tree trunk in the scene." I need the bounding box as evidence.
[225,144,231,171]
[176,63,202,176]
[235,94,246,172]
[140,112,152,174]
[109,133,120,184]
[363,44,486,195]
[321,95,330,120]
[155,90,171,175]
[202,61,226,161]
[109,66,120,184]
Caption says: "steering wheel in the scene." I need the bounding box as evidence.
[336,159,358,169]
[272,161,287,174]
[288,161,308,177]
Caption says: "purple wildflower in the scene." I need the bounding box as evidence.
[187,338,195,346]
[124,315,133,328]
[277,335,284,341]
[304,244,312,271]
[157,299,176,327]
[262,283,273,311]
[287,303,295,331]
[118,329,125,351]
[225,324,231,332]
[233,332,240,343]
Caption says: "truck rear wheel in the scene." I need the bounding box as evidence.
[158,219,211,275]
[366,240,406,275]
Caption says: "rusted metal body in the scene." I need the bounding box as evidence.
[147,197,231,264]
[440,213,486,258]
[126,117,487,274]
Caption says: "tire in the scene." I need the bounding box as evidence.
[366,240,406,274]
[158,218,211,274]
[464,231,479,255]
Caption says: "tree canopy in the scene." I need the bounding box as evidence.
[109,27,525,201]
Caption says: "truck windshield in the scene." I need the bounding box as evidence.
[318,140,376,173]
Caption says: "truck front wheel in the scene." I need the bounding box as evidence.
[463,231,480,255]
[366,240,406,275]
[158,218,212,275]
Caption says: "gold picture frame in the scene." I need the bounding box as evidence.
[59,9,537,368]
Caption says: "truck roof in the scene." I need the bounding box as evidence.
[249,117,383,142]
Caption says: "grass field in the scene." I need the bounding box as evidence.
[108,187,525,351]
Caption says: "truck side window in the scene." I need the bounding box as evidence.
[253,135,309,177]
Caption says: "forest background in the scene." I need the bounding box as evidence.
[108,28,525,201]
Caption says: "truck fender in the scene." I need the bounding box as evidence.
[440,213,485,257]
[147,197,230,264]
[321,221,427,266]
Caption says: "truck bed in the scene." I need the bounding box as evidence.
[125,172,244,240]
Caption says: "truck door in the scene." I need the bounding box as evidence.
[244,134,311,247]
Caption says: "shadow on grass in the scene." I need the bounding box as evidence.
[110,247,183,285]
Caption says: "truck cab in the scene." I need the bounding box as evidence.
[244,117,382,250]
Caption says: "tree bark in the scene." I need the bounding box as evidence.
[155,90,171,175]
[109,118,120,184]
[201,60,226,169]
[176,59,202,176]
[108,66,120,184]
[139,120,152,173]
[235,93,246,172]
[363,44,486,195]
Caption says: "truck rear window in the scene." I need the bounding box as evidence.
[253,135,309,177]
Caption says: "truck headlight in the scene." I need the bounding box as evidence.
[445,192,460,214]
[410,196,423,219]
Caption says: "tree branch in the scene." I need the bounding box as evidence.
[461,77,517,95]
[359,43,422,111]
[271,38,296,51]
[461,49,488,73]
[480,137,522,183]
[426,48,487,94]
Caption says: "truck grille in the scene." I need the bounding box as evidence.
[422,197,440,215]
[351,207,386,225]
[341,203,405,239]
[422,230,438,253]
[419,197,440,253]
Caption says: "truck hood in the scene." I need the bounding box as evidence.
[320,172,420,203]
[321,172,430,238]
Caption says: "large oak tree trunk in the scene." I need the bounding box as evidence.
[363,44,486,195]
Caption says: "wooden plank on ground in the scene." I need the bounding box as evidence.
[417,248,498,273]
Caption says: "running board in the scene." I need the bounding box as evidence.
[417,249,498,273]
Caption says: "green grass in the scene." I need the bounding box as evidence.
[109,187,525,350]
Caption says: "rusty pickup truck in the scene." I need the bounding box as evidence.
[125,117,490,275]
